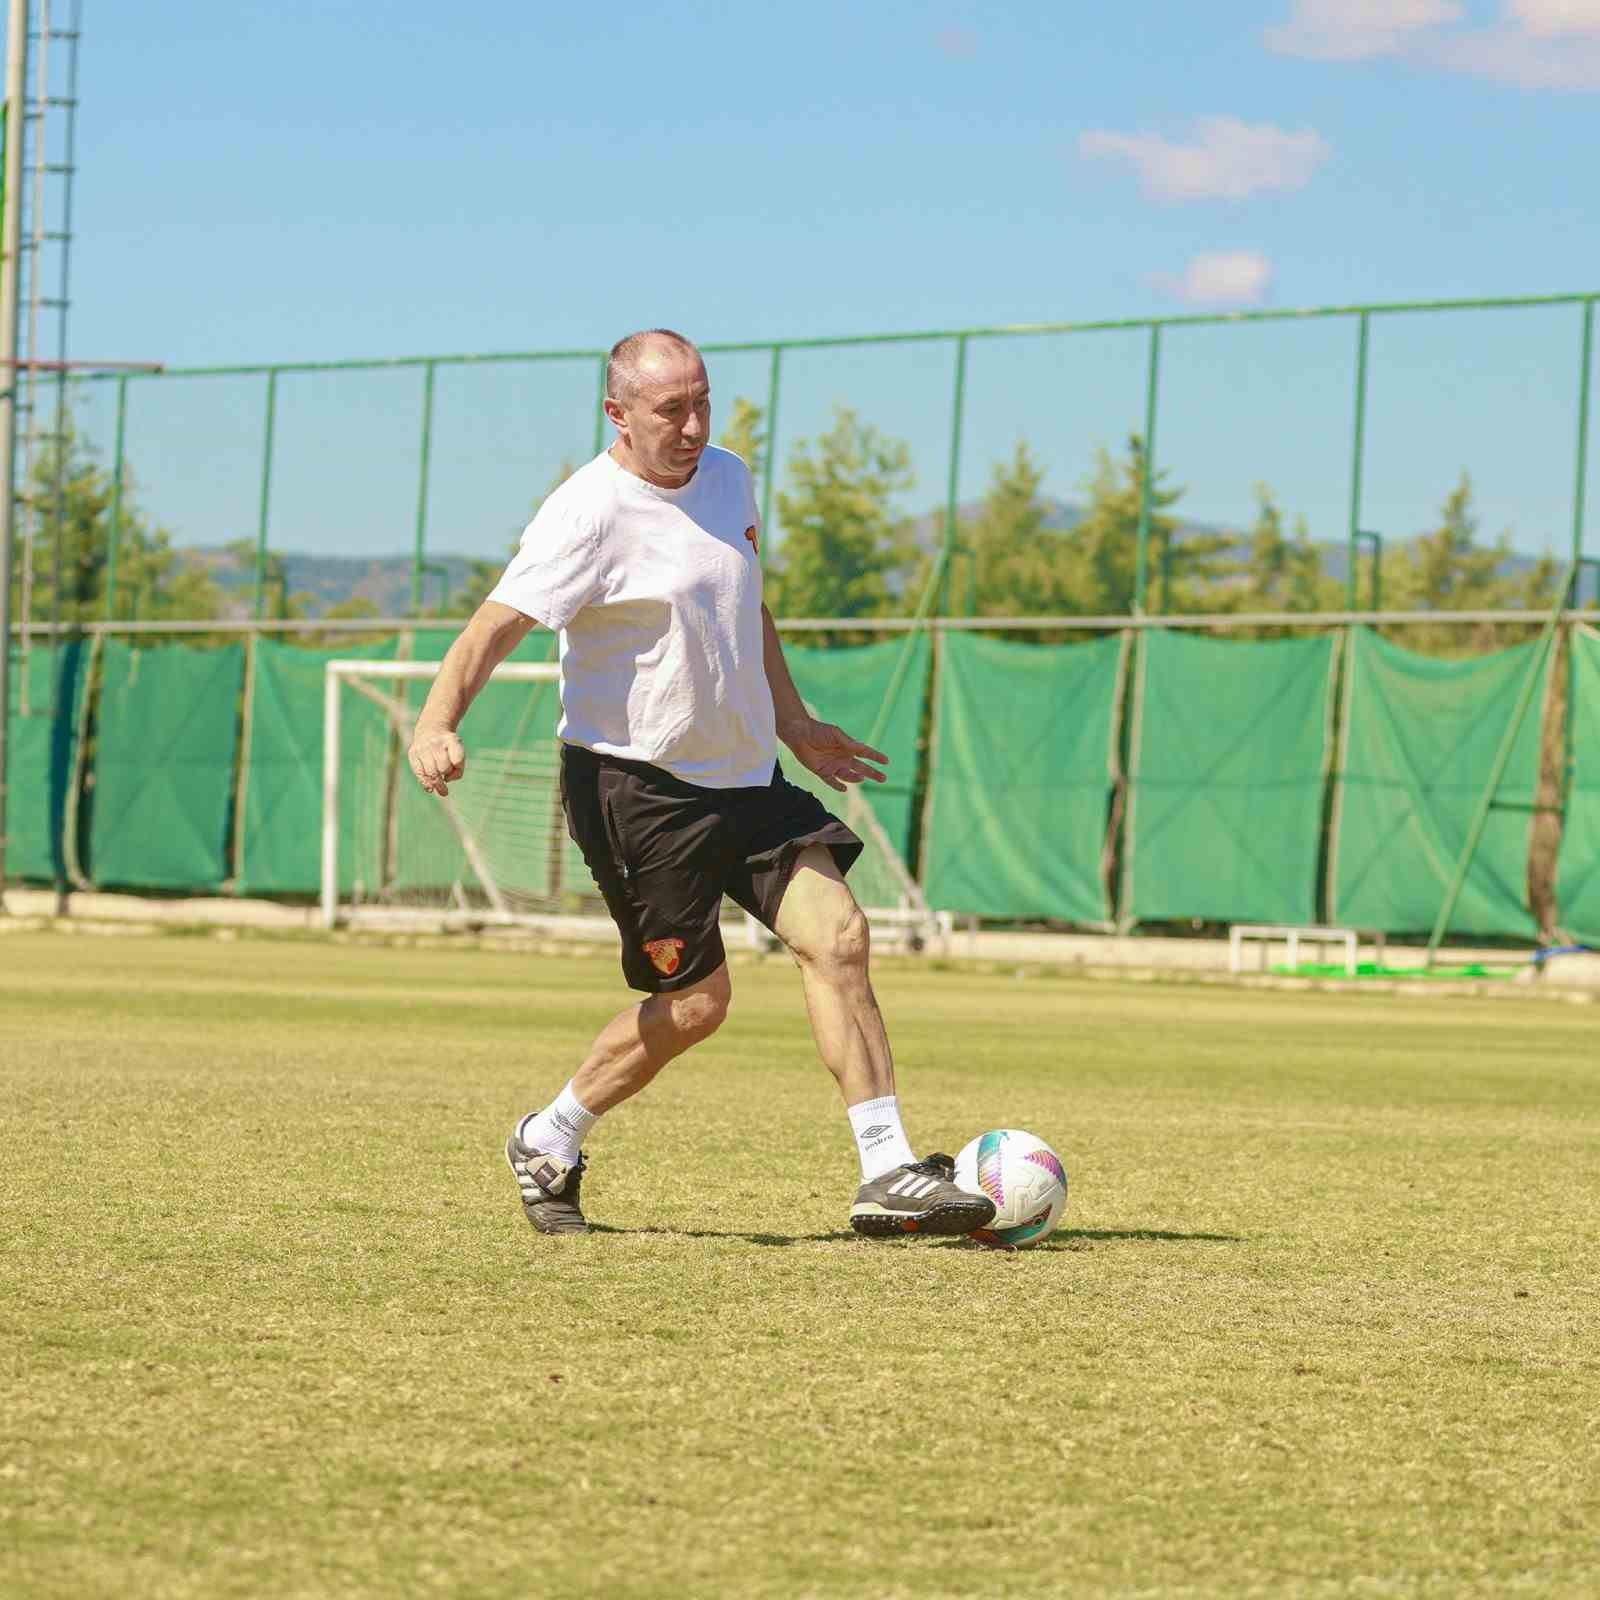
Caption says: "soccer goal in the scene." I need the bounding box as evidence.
[320,658,947,952]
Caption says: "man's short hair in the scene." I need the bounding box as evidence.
[606,328,700,403]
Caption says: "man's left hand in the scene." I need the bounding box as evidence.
[779,717,888,792]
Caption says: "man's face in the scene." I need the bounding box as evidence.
[609,345,711,488]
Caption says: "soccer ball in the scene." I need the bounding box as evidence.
[954,1129,1068,1248]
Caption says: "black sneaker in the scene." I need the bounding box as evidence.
[850,1152,996,1238]
[504,1135,589,1236]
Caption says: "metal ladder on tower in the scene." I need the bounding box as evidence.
[11,0,81,716]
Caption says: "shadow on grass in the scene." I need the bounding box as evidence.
[588,1224,860,1247]
[587,1224,1242,1250]
[929,1227,1245,1253]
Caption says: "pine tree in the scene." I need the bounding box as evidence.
[1232,485,1336,631]
[957,441,1074,617]
[1399,472,1506,611]
[1383,473,1519,654]
[1065,435,1185,614]
[10,423,227,626]
[768,407,915,618]
[718,397,766,479]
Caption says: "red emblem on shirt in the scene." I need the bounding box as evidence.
[643,937,685,976]
[743,525,759,554]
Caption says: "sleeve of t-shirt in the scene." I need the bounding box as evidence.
[487,502,603,631]
[740,459,762,559]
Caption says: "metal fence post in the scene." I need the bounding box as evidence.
[942,334,969,616]
[1134,325,1162,615]
[592,355,608,457]
[762,344,782,537]
[254,370,278,621]
[411,359,436,614]
[104,374,128,620]
[1574,299,1595,571]
[1347,310,1371,610]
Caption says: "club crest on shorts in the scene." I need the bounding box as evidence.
[743,525,759,554]
[643,937,685,976]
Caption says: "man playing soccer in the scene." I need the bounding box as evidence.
[406,328,994,1242]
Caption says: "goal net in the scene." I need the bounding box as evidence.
[320,658,945,950]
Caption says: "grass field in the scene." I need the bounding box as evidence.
[2,930,1597,1599]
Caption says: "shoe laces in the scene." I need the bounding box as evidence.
[907,1153,955,1181]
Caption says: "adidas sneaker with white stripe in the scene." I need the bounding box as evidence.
[850,1153,997,1238]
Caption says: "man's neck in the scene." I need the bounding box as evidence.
[608,441,696,491]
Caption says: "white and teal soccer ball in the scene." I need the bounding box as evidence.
[954,1129,1068,1248]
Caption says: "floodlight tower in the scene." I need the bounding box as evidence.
[0,0,87,904]
[0,0,29,905]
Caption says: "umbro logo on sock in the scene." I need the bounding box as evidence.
[860,1124,890,1139]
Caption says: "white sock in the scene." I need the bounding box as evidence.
[516,1082,599,1165]
[848,1095,916,1182]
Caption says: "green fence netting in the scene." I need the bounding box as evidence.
[784,633,932,863]
[3,643,89,883]
[920,631,1125,924]
[1556,626,1600,941]
[234,637,400,896]
[1329,627,1549,938]
[89,640,245,892]
[1122,631,1338,926]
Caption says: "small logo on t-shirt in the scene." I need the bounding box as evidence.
[643,937,685,976]
[743,525,759,554]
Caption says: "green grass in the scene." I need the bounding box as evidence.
[2,931,1597,1599]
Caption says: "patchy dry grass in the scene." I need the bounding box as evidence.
[2,932,1597,1598]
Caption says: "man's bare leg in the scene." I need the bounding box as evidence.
[508,965,731,1235]
[774,844,995,1236]
[570,964,732,1112]
[772,845,894,1107]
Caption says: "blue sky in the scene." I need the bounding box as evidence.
[38,0,1600,565]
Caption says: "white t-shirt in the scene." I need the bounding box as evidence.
[488,445,776,789]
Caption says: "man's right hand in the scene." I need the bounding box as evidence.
[408,728,466,797]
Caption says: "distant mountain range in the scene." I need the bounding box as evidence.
[178,496,1549,618]
[179,547,487,618]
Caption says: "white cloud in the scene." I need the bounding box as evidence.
[1428,22,1600,85]
[1153,251,1276,307]
[1265,0,1462,61]
[1079,117,1331,202]
[1507,0,1600,38]
[1264,0,1600,86]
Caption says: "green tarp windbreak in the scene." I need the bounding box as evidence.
[235,636,399,896]
[1329,627,1549,938]
[784,633,933,864]
[89,639,245,892]
[1556,626,1600,941]
[1122,630,1338,927]
[3,643,89,883]
[920,631,1125,924]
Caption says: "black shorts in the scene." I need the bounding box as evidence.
[559,742,864,993]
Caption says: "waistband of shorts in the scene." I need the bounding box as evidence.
[560,740,776,796]
[559,740,708,793]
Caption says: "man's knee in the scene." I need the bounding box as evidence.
[663,966,732,1041]
[791,899,870,974]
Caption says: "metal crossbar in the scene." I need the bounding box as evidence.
[40,285,1600,630]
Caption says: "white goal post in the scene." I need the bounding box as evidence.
[321,658,562,929]
[320,657,947,951]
